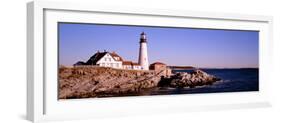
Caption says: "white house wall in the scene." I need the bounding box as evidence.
[96,53,122,69]
[95,53,143,70]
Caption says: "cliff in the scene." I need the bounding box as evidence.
[59,66,221,99]
[59,66,161,99]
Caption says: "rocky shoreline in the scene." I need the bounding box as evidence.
[158,70,221,88]
[59,66,220,99]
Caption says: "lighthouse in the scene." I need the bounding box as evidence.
[138,32,149,70]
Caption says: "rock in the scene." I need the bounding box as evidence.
[59,66,161,99]
[164,69,220,88]
[59,66,221,99]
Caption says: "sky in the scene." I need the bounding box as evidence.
[59,23,259,68]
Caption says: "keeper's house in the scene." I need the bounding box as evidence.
[74,51,142,70]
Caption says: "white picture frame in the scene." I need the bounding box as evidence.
[27,0,273,122]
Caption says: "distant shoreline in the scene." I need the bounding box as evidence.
[198,68,259,70]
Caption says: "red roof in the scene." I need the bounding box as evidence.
[122,61,140,66]
[110,52,123,61]
[122,61,132,65]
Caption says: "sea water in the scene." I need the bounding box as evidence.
[147,68,259,95]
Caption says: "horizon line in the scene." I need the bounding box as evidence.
[59,64,258,69]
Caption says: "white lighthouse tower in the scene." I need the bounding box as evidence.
[138,32,149,70]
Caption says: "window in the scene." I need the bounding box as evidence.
[109,58,111,62]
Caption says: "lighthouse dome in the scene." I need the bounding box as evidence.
[141,32,146,39]
[140,32,147,43]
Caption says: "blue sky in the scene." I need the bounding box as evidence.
[59,23,259,68]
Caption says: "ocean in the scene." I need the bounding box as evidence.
[145,68,259,95]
